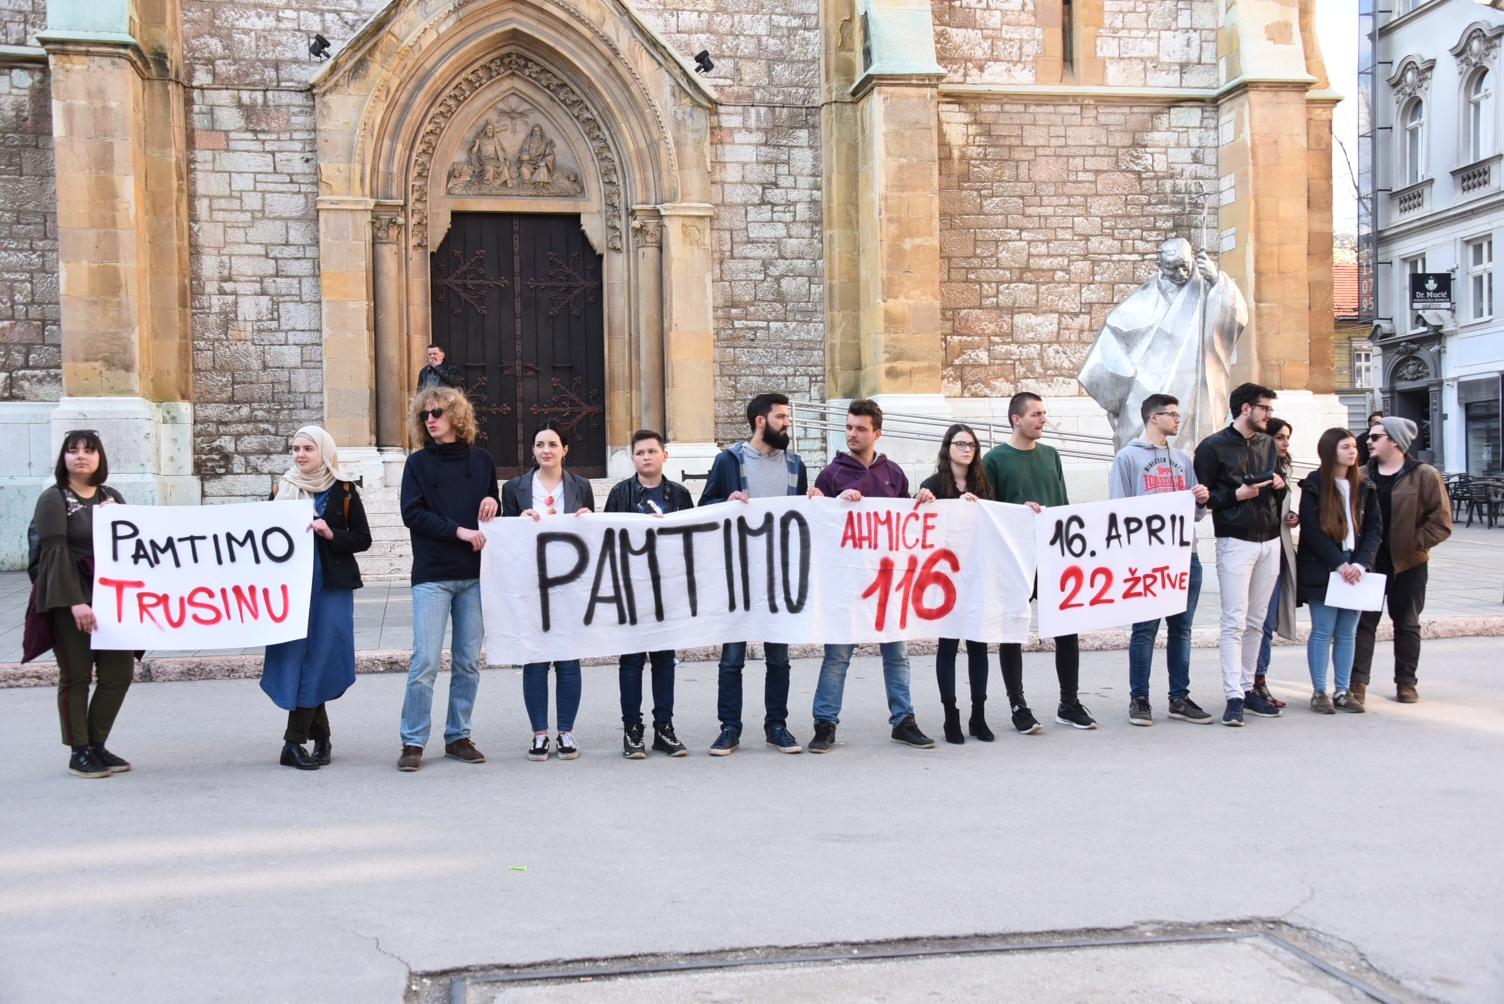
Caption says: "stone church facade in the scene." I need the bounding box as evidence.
[0,0,1336,567]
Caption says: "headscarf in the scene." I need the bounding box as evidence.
[1379,416,1418,454]
[275,425,341,500]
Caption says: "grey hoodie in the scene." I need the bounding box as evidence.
[1109,439,1205,523]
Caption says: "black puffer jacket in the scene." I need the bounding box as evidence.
[1295,470,1382,606]
[1193,424,1285,543]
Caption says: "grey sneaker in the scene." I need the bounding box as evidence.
[1128,696,1152,727]
[1168,697,1213,724]
[1333,690,1365,714]
[1310,692,1336,715]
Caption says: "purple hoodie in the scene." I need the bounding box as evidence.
[815,451,910,499]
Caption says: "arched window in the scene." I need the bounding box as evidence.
[1404,99,1426,185]
[1468,69,1493,163]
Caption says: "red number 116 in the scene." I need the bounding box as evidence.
[861,549,961,631]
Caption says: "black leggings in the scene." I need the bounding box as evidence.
[284,704,330,745]
[936,639,990,704]
[997,635,1080,708]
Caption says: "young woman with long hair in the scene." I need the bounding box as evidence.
[1253,418,1298,705]
[27,431,133,778]
[919,423,995,744]
[502,419,595,760]
[1295,428,1381,714]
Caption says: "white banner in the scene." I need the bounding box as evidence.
[481,497,1038,665]
[1035,491,1196,637]
[89,500,316,651]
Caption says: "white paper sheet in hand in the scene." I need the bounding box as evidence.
[1325,571,1387,612]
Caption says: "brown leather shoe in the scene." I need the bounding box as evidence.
[445,738,486,764]
[397,745,422,772]
[1349,682,1366,709]
[1397,684,1419,704]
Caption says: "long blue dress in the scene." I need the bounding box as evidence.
[259,488,357,710]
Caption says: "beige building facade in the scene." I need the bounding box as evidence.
[0,0,1337,568]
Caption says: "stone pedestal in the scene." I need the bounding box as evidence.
[48,396,199,505]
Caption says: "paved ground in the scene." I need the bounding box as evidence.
[1,638,1498,1003]
[5,526,1502,665]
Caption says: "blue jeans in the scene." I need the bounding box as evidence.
[1307,600,1360,694]
[717,641,791,734]
[1128,554,1203,700]
[1256,574,1283,676]
[814,642,914,727]
[619,650,676,726]
[399,579,483,747]
[523,661,582,732]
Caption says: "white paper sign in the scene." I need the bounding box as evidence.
[1325,571,1387,611]
[480,497,1038,665]
[90,500,316,650]
[1035,492,1197,637]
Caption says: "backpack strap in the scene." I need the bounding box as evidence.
[342,482,352,526]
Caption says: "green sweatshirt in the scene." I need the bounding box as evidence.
[982,442,1068,507]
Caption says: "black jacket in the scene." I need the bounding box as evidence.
[416,362,462,390]
[400,442,501,584]
[501,470,596,517]
[1193,424,1285,542]
[1295,470,1382,606]
[316,481,373,591]
[604,475,695,515]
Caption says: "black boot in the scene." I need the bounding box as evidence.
[312,739,332,766]
[942,701,964,744]
[280,742,319,770]
[969,699,996,742]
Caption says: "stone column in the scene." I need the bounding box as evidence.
[317,196,379,481]
[371,209,405,452]
[631,207,665,435]
[37,0,197,508]
[657,204,720,479]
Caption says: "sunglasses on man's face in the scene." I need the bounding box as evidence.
[421,408,446,421]
[1367,433,1387,442]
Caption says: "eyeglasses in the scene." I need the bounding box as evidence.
[1153,411,1182,420]
[950,441,978,452]
[1367,433,1388,442]
[421,408,446,421]
[64,429,99,438]
[1252,404,1275,414]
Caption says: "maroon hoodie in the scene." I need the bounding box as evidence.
[815,451,910,499]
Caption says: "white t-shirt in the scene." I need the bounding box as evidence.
[1336,479,1355,551]
[532,474,563,516]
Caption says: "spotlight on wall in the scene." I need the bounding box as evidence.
[309,34,331,60]
[693,50,714,74]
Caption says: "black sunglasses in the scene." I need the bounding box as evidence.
[421,408,446,421]
[1367,433,1387,442]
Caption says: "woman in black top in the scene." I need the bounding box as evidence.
[28,431,132,779]
[919,423,995,744]
[502,420,594,761]
[260,426,372,770]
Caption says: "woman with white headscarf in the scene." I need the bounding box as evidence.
[260,426,371,770]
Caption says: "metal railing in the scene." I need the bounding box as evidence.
[789,400,1117,465]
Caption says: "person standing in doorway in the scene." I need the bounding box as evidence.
[604,430,695,759]
[1109,394,1214,726]
[919,423,995,744]
[503,420,595,761]
[416,344,462,391]
[984,392,1098,734]
[396,387,499,771]
[1356,410,1383,467]
[1350,416,1451,706]
[699,393,808,756]
[1193,382,1287,726]
[808,400,936,752]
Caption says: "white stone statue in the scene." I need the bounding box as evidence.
[1078,237,1249,451]
[516,125,555,185]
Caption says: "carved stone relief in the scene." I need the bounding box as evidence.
[446,103,585,197]
[1394,354,1430,383]
[410,51,624,251]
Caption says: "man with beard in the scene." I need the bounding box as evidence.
[1193,383,1288,726]
[699,393,809,756]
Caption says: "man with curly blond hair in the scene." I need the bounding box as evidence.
[396,387,501,772]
